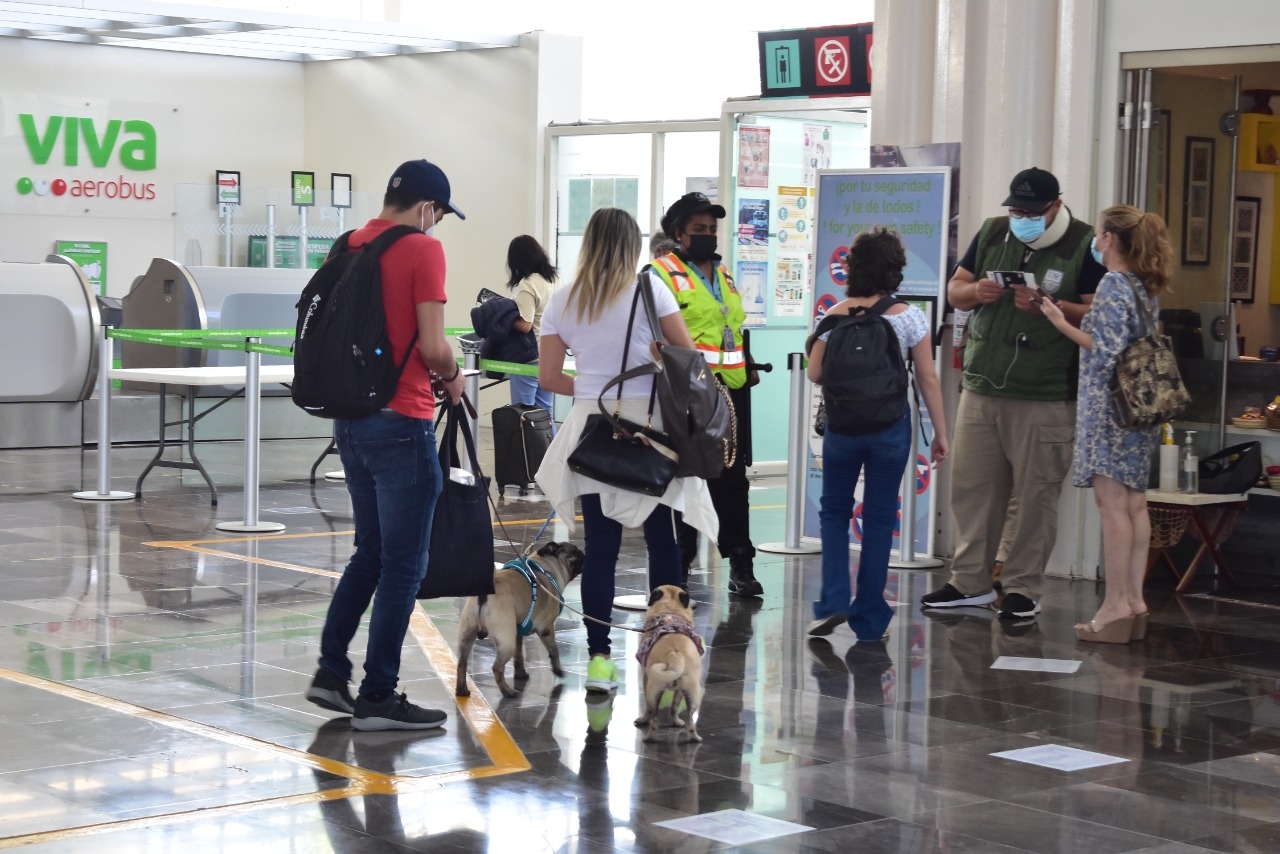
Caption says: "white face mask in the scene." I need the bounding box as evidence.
[420,202,434,235]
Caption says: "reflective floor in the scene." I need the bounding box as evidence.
[2,439,1280,852]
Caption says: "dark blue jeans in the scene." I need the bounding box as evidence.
[319,410,442,698]
[817,416,912,642]
[580,494,681,656]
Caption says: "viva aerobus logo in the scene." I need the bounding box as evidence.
[15,113,158,201]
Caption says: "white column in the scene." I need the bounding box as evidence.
[871,0,939,146]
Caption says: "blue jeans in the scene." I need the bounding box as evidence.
[509,365,555,415]
[319,410,443,697]
[817,416,912,641]
[580,493,681,656]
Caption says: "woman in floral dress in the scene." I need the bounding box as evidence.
[1041,204,1173,643]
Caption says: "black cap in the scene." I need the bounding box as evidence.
[660,192,726,237]
[386,159,465,220]
[1002,167,1060,208]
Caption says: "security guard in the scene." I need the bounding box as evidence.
[651,192,761,598]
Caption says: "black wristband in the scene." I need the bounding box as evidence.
[444,364,460,382]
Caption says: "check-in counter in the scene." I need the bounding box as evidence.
[121,259,308,394]
[0,256,101,447]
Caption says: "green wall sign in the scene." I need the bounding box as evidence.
[55,240,108,294]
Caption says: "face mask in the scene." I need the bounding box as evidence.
[1009,215,1046,243]
[1090,235,1104,266]
[420,202,437,236]
[685,233,718,262]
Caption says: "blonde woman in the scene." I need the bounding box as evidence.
[536,208,717,694]
[1041,204,1173,643]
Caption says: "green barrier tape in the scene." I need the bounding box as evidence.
[445,328,474,337]
[477,359,574,377]
[246,343,294,357]
[108,328,292,341]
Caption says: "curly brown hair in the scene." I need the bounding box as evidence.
[844,227,906,298]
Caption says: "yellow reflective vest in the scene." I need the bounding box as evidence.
[649,252,747,389]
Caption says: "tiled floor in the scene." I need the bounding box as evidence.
[2,438,1280,852]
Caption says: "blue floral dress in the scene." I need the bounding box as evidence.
[1072,271,1161,490]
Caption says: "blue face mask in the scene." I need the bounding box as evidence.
[1090,235,1104,266]
[1009,215,1047,243]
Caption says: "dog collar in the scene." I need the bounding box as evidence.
[507,556,564,637]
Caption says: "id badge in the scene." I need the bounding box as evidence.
[722,325,735,352]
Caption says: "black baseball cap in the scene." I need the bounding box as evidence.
[660,192,726,237]
[387,159,465,220]
[1002,167,1060,208]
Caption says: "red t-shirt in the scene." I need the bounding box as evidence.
[347,219,447,419]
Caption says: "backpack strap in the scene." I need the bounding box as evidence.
[350,224,425,368]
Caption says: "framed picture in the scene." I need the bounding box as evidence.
[1152,110,1171,222]
[1231,195,1260,303]
[331,173,352,209]
[1181,137,1214,265]
[291,170,315,207]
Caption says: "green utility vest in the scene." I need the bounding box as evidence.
[962,214,1094,401]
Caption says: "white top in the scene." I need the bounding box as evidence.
[514,272,556,337]
[818,303,930,360]
[540,275,680,401]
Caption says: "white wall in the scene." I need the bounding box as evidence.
[0,38,304,296]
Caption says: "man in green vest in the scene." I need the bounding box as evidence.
[921,167,1102,619]
[651,192,762,598]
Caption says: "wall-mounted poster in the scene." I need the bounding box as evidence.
[737,127,771,189]
[802,124,832,186]
[1181,137,1213,266]
[737,198,770,246]
[55,240,107,294]
[736,260,768,327]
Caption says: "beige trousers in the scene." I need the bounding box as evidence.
[948,391,1075,600]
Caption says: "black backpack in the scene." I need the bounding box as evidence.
[810,296,909,436]
[291,225,419,419]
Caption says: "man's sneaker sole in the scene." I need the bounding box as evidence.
[585,680,618,693]
[999,603,1042,620]
[306,687,355,715]
[807,614,846,637]
[920,589,997,609]
[351,714,446,732]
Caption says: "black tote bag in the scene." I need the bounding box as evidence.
[418,400,496,599]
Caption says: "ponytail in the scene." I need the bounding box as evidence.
[1099,204,1174,296]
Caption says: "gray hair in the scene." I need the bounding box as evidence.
[649,230,678,259]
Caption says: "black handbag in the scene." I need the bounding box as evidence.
[418,399,496,599]
[1198,441,1262,495]
[567,284,680,496]
[1109,274,1191,428]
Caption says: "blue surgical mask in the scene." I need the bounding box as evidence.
[1009,215,1047,243]
[1090,235,1104,265]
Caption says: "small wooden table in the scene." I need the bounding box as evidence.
[1146,490,1250,592]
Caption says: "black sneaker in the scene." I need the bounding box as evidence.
[920,583,997,609]
[998,592,1041,620]
[352,692,447,732]
[305,667,355,715]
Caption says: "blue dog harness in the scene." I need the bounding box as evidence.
[507,556,564,637]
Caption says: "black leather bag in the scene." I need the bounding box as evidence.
[566,283,680,496]
[1198,441,1262,495]
[418,399,496,599]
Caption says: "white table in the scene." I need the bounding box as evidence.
[109,366,294,506]
[1145,489,1250,592]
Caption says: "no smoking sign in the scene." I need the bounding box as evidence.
[814,37,851,86]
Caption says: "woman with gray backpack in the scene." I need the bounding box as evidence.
[805,228,949,644]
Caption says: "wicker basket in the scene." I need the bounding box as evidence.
[1269,474,1280,490]
[1148,505,1190,548]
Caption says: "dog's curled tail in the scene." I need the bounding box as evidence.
[653,651,685,683]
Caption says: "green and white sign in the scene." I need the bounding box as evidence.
[55,240,108,294]
[291,171,315,207]
[248,236,333,269]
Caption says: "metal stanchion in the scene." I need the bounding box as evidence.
[298,206,308,270]
[889,391,943,569]
[459,336,482,453]
[759,353,821,554]
[217,339,285,534]
[74,326,135,501]
[266,205,277,269]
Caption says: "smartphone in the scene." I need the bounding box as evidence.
[987,270,1037,288]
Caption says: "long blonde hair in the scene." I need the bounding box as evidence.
[1099,204,1173,296]
[568,208,642,323]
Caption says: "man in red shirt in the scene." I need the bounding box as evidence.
[306,160,466,731]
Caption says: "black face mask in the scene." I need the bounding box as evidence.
[685,234,718,262]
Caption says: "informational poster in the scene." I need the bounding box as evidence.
[736,260,768,327]
[737,127,771,189]
[776,185,813,247]
[736,198,770,246]
[55,240,107,294]
[774,255,807,317]
[248,236,333,268]
[686,176,718,203]
[803,167,952,557]
[802,124,832,185]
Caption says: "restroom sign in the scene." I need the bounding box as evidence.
[758,23,872,98]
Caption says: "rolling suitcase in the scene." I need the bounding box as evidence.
[491,404,553,494]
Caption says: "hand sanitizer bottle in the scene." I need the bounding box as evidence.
[1179,431,1199,494]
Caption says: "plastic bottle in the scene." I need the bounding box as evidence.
[1158,423,1178,491]
[1179,430,1198,494]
